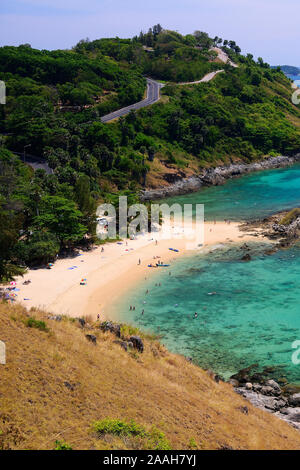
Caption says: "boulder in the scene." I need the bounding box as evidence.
[130,336,144,353]
[245,382,253,390]
[260,386,275,396]
[228,379,239,387]
[86,334,97,345]
[100,321,121,338]
[289,393,300,407]
[265,379,281,395]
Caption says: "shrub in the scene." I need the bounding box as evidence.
[93,419,171,450]
[93,418,146,437]
[280,208,300,225]
[54,440,72,450]
[26,317,49,332]
[144,426,171,450]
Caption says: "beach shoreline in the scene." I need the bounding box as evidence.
[12,221,267,322]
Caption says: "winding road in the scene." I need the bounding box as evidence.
[101,78,164,123]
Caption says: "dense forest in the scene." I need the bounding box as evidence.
[0,26,300,278]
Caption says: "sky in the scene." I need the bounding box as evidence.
[0,0,299,65]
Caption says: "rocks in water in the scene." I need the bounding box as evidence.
[140,155,297,201]
[266,379,282,395]
[260,385,277,396]
[228,379,239,387]
[85,334,97,345]
[231,366,300,428]
[289,393,300,407]
[230,364,259,384]
[236,389,287,412]
[100,321,121,338]
[130,336,144,353]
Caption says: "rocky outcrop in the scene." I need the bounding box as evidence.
[232,367,300,430]
[140,155,300,201]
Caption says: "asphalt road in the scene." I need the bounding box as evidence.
[101,78,164,123]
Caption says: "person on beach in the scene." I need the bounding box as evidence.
[138,258,141,265]
[133,306,135,311]
[141,309,144,315]
[155,240,158,246]
[130,306,132,311]
[101,247,104,253]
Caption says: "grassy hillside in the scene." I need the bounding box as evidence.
[1,302,300,450]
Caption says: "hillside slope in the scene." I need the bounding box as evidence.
[1,302,300,450]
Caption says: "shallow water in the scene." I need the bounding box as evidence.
[164,163,300,221]
[115,165,300,383]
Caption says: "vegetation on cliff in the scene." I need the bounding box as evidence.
[0,26,300,276]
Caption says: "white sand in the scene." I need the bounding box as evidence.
[13,221,265,320]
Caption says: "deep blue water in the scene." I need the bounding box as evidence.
[115,164,300,383]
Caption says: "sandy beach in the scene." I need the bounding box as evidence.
[12,221,266,321]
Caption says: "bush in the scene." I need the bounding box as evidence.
[26,317,49,332]
[280,208,300,225]
[54,440,72,450]
[144,426,171,450]
[92,419,171,449]
[93,418,146,437]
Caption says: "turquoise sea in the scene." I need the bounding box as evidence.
[114,164,300,383]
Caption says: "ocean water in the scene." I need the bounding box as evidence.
[287,74,300,87]
[164,163,300,221]
[114,165,300,383]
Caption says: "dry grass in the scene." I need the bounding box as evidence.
[1,302,300,450]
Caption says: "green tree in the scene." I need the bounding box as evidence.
[34,196,86,246]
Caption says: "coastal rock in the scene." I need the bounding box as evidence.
[245,382,253,390]
[237,389,286,412]
[265,379,281,394]
[241,253,251,261]
[140,155,299,201]
[289,393,300,407]
[260,385,277,396]
[130,336,144,353]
